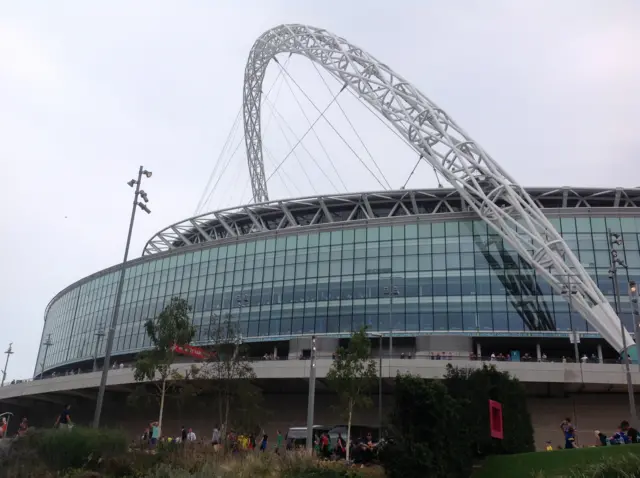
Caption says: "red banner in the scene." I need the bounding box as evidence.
[489,400,504,440]
[171,344,212,360]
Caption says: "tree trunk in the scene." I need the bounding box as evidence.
[346,399,353,462]
[158,378,166,435]
[224,392,230,441]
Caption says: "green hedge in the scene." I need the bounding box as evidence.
[382,365,535,478]
[19,426,128,471]
[381,375,472,478]
[443,363,535,457]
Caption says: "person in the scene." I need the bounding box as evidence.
[248,433,256,451]
[320,432,330,458]
[55,404,72,429]
[212,425,221,448]
[560,417,576,449]
[181,426,187,443]
[545,440,553,451]
[17,417,28,437]
[150,421,160,448]
[275,430,283,454]
[259,433,268,452]
[0,417,7,438]
[621,420,638,443]
[336,433,346,459]
[187,428,196,442]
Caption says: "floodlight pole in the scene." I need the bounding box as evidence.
[608,230,637,425]
[1,343,14,387]
[629,281,640,373]
[93,166,152,428]
[40,334,53,379]
[306,335,317,453]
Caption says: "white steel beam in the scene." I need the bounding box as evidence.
[242,24,634,353]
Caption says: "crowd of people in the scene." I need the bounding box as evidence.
[552,417,640,450]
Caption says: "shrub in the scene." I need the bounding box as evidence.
[381,374,472,478]
[443,363,535,457]
[17,426,128,472]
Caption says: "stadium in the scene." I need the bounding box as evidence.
[3,24,640,447]
[36,186,640,374]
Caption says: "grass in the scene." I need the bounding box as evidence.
[472,444,640,478]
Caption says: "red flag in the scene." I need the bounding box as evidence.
[489,400,503,440]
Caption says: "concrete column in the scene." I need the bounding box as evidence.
[536,343,541,362]
[597,344,603,363]
[476,342,482,358]
[273,346,278,359]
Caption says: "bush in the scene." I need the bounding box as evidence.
[17,426,128,472]
[381,374,472,478]
[444,363,535,457]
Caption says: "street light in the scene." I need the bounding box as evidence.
[383,281,400,358]
[607,230,637,425]
[40,334,53,379]
[559,274,581,365]
[368,332,384,437]
[93,166,153,429]
[1,343,14,387]
[629,280,640,372]
[306,335,317,453]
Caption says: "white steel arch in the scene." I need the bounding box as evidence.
[242,24,633,354]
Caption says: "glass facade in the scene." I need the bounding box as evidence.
[36,214,640,374]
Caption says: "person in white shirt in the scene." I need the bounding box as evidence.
[187,428,196,442]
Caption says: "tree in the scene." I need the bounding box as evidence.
[199,315,259,438]
[443,363,534,456]
[132,296,196,435]
[382,374,471,478]
[325,326,378,461]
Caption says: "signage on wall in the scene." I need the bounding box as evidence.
[171,344,214,360]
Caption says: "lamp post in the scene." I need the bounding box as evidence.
[383,281,399,358]
[368,332,384,436]
[40,334,53,379]
[92,327,105,372]
[607,230,637,425]
[1,343,14,387]
[306,335,317,453]
[629,280,640,372]
[560,274,581,364]
[93,166,152,429]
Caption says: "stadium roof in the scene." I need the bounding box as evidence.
[143,187,640,256]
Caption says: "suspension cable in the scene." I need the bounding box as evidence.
[266,84,348,183]
[263,95,342,194]
[402,156,423,189]
[194,108,242,213]
[306,61,392,189]
[197,55,291,213]
[274,59,347,193]
[272,63,387,190]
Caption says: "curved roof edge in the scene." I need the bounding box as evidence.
[143,187,640,256]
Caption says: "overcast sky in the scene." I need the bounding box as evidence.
[1,1,639,380]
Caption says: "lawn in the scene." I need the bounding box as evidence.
[472,444,640,478]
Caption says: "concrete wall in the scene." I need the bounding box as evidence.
[2,391,634,451]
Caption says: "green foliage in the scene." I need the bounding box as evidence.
[198,315,259,434]
[382,374,472,478]
[443,363,535,456]
[15,427,127,472]
[326,326,378,417]
[134,296,196,383]
[473,445,640,478]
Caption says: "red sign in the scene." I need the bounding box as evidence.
[489,400,504,440]
[171,344,212,361]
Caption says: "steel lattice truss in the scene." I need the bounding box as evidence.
[144,186,640,256]
[239,24,636,352]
